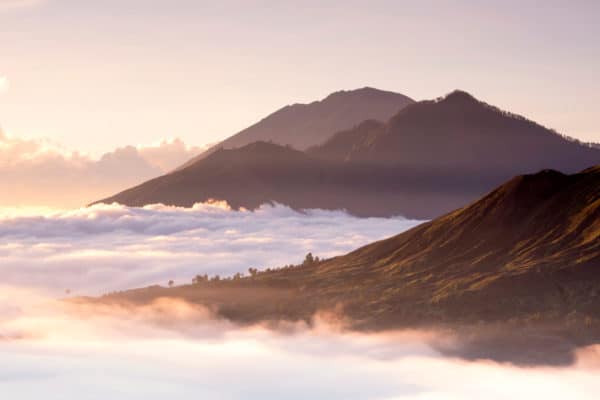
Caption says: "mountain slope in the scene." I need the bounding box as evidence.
[201,165,599,327]
[97,91,599,219]
[95,141,500,218]
[98,166,600,365]
[106,166,600,317]
[179,87,414,168]
[308,166,600,323]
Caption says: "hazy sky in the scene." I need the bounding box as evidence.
[0,0,599,155]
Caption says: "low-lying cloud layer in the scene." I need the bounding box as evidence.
[0,202,422,295]
[0,130,208,207]
[1,202,600,398]
[1,289,599,400]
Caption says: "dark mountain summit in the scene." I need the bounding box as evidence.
[308,90,599,173]
[225,86,414,151]
[97,90,599,218]
[178,87,414,168]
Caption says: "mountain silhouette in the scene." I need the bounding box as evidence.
[97,90,599,218]
[308,90,599,174]
[95,140,502,218]
[178,87,414,168]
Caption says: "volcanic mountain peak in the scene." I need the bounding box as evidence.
[440,89,479,103]
[176,87,414,169]
[386,89,524,125]
[324,86,410,101]
[311,90,600,172]
[98,89,599,218]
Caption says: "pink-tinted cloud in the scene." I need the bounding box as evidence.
[1,287,599,400]
[136,138,211,172]
[0,131,207,207]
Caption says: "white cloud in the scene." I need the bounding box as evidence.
[137,138,211,172]
[0,202,599,399]
[0,131,206,207]
[0,202,422,295]
[0,289,599,400]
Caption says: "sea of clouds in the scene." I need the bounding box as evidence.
[0,201,422,295]
[0,289,599,400]
[1,202,600,399]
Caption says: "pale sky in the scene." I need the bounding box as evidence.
[0,0,599,155]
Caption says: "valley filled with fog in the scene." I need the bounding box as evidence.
[2,1,599,397]
[1,202,599,399]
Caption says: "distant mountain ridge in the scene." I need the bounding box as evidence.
[308,90,599,173]
[97,90,600,219]
[179,87,414,168]
[95,139,506,218]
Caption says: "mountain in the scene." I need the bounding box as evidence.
[178,87,414,168]
[303,165,599,325]
[308,90,599,174]
[95,140,501,218]
[96,91,600,219]
[96,166,600,365]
